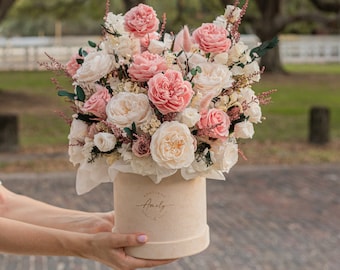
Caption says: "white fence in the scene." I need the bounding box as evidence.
[0,35,339,71]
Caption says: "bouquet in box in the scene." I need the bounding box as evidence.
[53,1,276,194]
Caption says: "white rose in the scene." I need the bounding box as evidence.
[104,13,126,35]
[244,61,261,82]
[116,36,140,60]
[246,102,262,123]
[178,108,201,128]
[234,121,254,139]
[213,15,227,28]
[213,52,229,65]
[227,41,249,65]
[177,52,207,73]
[94,132,117,152]
[224,5,242,23]
[211,140,238,173]
[192,63,233,97]
[240,87,255,102]
[74,51,115,83]
[148,39,167,55]
[150,121,195,170]
[106,92,152,128]
[68,117,88,141]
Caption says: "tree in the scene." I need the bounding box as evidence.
[220,0,340,72]
[0,0,16,22]
[123,0,146,11]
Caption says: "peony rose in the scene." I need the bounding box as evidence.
[82,85,111,119]
[74,51,115,83]
[198,108,230,139]
[192,23,231,53]
[124,4,160,37]
[148,69,194,114]
[234,121,254,139]
[150,121,195,169]
[93,132,117,152]
[178,107,201,128]
[211,140,238,173]
[106,92,152,128]
[128,51,168,82]
[192,63,233,98]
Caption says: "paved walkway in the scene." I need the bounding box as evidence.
[0,163,339,270]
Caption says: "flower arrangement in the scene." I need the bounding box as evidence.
[52,1,276,194]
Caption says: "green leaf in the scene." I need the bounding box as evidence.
[123,127,133,140]
[131,122,136,134]
[88,40,97,48]
[76,85,85,102]
[250,36,279,59]
[76,58,84,65]
[57,90,76,100]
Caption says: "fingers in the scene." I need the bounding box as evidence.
[112,233,148,248]
[125,256,177,269]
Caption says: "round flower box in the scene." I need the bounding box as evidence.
[112,172,210,259]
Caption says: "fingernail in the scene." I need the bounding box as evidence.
[137,234,147,243]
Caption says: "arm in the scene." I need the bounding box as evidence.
[0,217,174,269]
[0,184,113,233]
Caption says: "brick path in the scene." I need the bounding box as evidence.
[0,164,339,270]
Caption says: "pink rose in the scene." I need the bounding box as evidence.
[82,85,111,119]
[140,32,160,48]
[66,52,83,77]
[132,134,151,157]
[197,108,230,139]
[128,51,168,82]
[148,70,194,115]
[192,23,231,53]
[124,4,160,37]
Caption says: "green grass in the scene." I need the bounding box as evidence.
[284,63,340,74]
[0,64,339,150]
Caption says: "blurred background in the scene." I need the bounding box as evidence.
[0,1,339,270]
[0,0,339,169]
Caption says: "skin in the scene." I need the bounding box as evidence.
[0,184,175,270]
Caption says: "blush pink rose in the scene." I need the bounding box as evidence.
[124,4,160,37]
[128,51,168,82]
[197,108,230,139]
[148,70,194,115]
[82,85,111,119]
[192,23,231,53]
[140,32,160,48]
[66,52,83,77]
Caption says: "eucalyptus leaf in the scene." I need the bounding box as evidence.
[250,36,279,60]
[76,85,85,102]
[57,90,76,100]
[88,40,97,48]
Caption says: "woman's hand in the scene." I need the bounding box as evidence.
[83,232,176,270]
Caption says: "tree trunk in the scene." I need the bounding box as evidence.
[0,0,16,22]
[253,0,285,73]
[122,0,146,11]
